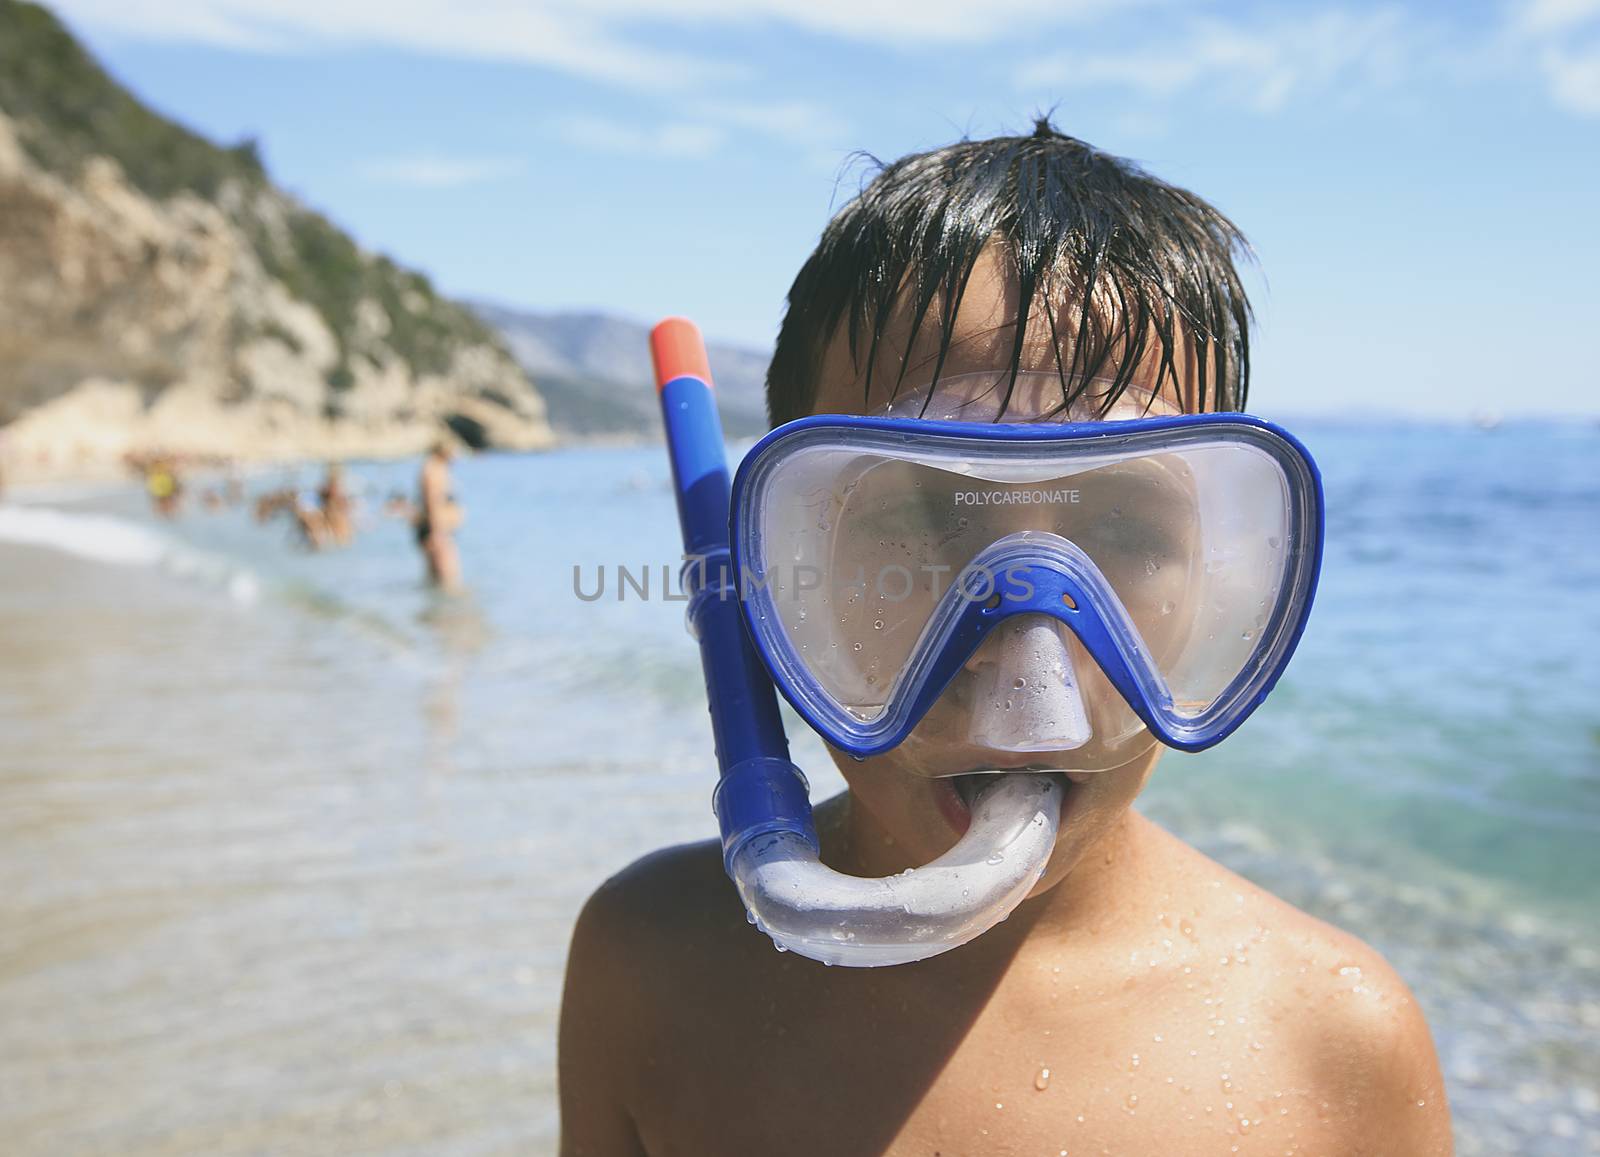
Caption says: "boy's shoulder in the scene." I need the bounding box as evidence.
[578,837,738,944]
[1143,822,1450,1146]
[565,837,764,1014]
[1162,825,1422,1017]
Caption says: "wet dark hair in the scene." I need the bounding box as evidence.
[767,118,1253,425]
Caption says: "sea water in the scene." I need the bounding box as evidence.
[0,419,1595,1155]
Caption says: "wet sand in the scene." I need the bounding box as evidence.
[0,540,704,1156]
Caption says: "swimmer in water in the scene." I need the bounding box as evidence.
[415,439,463,591]
[145,456,182,519]
[558,122,1452,1157]
[318,463,354,546]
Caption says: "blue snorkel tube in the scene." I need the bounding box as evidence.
[651,318,1063,968]
[650,319,818,873]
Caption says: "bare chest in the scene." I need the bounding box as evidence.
[633,959,1336,1157]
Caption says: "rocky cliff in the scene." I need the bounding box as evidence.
[0,1,553,481]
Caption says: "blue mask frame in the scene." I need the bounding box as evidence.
[730,413,1325,758]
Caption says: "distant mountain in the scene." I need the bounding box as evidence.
[0,1,552,478]
[472,303,771,440]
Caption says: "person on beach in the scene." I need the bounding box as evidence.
[558,122,1452,1156]
[415,439,463,591]
[144,455,182,519]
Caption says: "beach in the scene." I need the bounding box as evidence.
[1,422,1597,1155]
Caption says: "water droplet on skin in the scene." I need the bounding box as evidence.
[1125,1093,1139,1110]
[1160,600,1176,615]
[1237,1116,1252,1134]
[986,852,1005,865]
[1268,535,1281,549]
[1035,1067,1051,1091]
[852,642,863,651]
[873,619,884,630]
[994,1101,1004,1111]
[797,609,806,620]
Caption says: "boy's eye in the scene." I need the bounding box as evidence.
[849,493,946,536]
[1075,518,1177,563]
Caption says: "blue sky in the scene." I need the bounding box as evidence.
[45,0,1600,417]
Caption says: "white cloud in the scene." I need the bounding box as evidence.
[357,154,523,188]
[551,115,726,159]
[1019,7,1418,113]
[1019,3,1600,121]
[1539,43,1600,114]
[547,97,848,162]
[49,0,1600,128]
[1514,0,1600,36]
[49,0,715,90]
[1510,0,1600,117]
[688,99,848,147]
[579,0,1128,45]
[49,0,1131,88]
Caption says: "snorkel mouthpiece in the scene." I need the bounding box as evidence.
[653,318,1062,967]
[724,771,1062,967]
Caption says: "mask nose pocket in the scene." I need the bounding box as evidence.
[964,615,1092,753]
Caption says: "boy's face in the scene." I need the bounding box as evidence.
[805,249,1200,891]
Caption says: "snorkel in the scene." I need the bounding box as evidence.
[651,318,1064,968]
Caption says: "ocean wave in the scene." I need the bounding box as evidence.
[0,505,259,603]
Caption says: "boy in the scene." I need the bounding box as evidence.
[559,122,1451,1156]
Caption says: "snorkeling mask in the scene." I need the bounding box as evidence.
[735,404,1320,768]
[653,320,1323,967]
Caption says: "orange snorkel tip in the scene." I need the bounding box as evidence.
[650,317,713,392]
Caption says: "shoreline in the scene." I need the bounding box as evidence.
[0,429,674,492]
